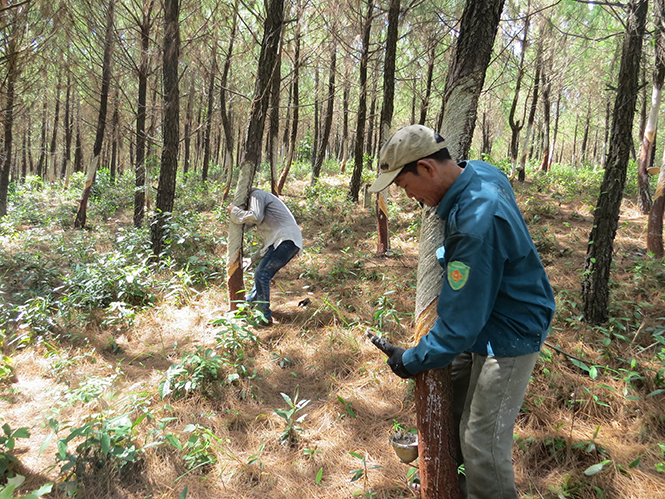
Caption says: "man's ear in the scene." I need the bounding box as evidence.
[417,159,437,178]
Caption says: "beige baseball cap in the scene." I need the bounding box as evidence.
[369,125,446,193]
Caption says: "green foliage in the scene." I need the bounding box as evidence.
[373,291,401,329]
[88,169,136,220]
[12,295,60,345]
[159,348,225,399]
[349,451,381,497]
[0,356,13,384]
[0,424,30,480]
[47,410,145,490]
[164,424,218,472]
[64,251,156,309]
[337,395,356,418]
[211,310,260,379]
[531,163,604,202]
[62,374,117,406]
[0,475,52,499]
[246,442,265,469]
[274,391,310,445]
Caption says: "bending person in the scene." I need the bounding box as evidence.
[228,189,303,325]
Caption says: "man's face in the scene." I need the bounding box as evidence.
[394,163,442,207]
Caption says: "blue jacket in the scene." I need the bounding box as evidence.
[402,160,556,374]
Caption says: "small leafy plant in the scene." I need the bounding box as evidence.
[159,347,225,399]
[349,451,381,497]
[0,475,52,498]
[274,391,310,445]
[46,410,145,488]
[0,423,30,479]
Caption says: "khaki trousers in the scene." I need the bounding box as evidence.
[452,351,539,499]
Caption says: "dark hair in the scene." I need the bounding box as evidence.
[398,146,452,177]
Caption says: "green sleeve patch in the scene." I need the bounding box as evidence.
[447,261,470,290]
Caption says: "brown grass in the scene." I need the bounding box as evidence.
[2,175,665,498]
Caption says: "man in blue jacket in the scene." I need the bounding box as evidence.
[368,125,555,499]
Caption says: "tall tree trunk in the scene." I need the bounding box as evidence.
[419,42,436,125]
[518,35,542,181]
[227,0,284,308]
[74,103,84,173]
[348,0,373,202]
[110,89,119,182]
[481,111,492,156]
[150,0,180,256]
[311,65,320,170]
[340,73,350,173]
[583,0,648,324]
[0,39,18,217]
[21,131,27,181]
[647,0,665,256]
[27,114,33,175]
[37,95,47,179]
[48,74,62,183]
[366,74,377,157]
[311,41,336,186]
[581,98,591,164]
[376,0,400,256]
[268,28,283,193]
[551,90,561,166]
[60,73,73,180]
[508,4,530,167]
[74,0,115,229]
[637,2,664,213]
[220,0,238,201]
[202,44,217,183]
[134,0,153,227]
[276,5,300,196]
[184,76,195,175]
[539,55,551,172]
[648,148,665,258]
[416,0,505,496]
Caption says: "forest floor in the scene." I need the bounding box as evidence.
[1,166,665,499]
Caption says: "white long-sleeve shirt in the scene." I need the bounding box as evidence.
[228,189,303,261]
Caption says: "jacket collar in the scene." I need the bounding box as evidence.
[436,161,473,220]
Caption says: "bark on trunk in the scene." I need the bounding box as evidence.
[508,5,530,166]
[311,42,336,186]
[61,73,73,180]
[133,0,153,227]
[202,44,217,183]
[419,42,436,125]
[518,38,542,181]
[647,0,665,256]
[227,0,284,309]
[348,0,373,203]
[637,0,664,213]
[48,75,62,183]
[268,31,283,194]
[150,0,180,256]
[276,14,300,195]
[184,77,195,175]
[0,40,18,217]
[376,0,400,256]
[74,0,115,229]
[415,0,505,496]
[220,0,238,202]
[583,0,648,324]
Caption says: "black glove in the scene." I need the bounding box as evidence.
[386,346,414,379]
[367,333,414,379]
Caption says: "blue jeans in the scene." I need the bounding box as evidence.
[247,240,299,321]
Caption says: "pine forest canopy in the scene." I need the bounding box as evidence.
[0,0,659,193]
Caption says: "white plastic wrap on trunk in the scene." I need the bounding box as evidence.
[415,206,445,327]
